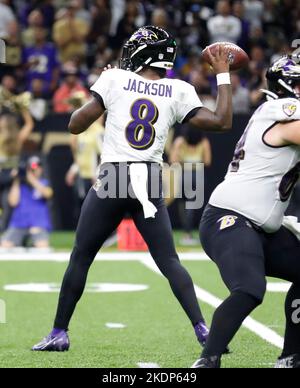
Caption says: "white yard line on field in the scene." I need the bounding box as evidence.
[0,251,209,262]
[140,258,284,350]
[0,249,285,349]
[105,322,127,329]
[137,362,160,368]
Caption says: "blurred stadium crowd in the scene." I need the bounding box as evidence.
[0,0,300,246]
[0,0,300,114]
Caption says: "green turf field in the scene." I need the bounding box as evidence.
[0,232,286,368]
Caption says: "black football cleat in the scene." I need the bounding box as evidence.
[274,354,300,368]
[191,356,221,369]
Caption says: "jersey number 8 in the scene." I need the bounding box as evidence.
[125,99,158,150]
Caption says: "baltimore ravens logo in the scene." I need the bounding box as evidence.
[218,215,238,230]
[282,102,297,117]
[130,29,158,44]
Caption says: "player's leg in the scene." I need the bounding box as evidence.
[32,188,126,351]
[265,227,300,368]
[193,206,266,368]
[131,197,208,346]
[54,189,126,330]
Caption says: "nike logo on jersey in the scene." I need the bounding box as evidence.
[218,215,238,230]
[123,78,173,98]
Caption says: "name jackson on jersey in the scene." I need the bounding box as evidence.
[123,78,173,98]
[90,68,202,164]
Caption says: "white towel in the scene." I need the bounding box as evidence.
[129,163,158,219]
[282,216,300,241]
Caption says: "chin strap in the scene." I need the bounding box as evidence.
[260,89,279,100]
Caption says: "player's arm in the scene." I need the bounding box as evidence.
[275,120,300,146]
[188,46,232,132]
[68,96,105,135]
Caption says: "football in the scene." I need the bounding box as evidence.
[202,42,249,71]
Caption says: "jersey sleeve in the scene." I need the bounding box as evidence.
[175,82,203,124]
[265,98,300,122]
[90,70,113,109]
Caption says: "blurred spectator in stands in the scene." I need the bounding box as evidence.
[22,9,45,47]
[248,45,267,79]
[88,0,111,44]
[188,63,216,109]
[29,78,48,121]
[19,0,55,30]
[170,125,212,245]
[3,18,22,72]
[243,0,264,30]
[232,1,250,51]
[249,25,268,48]
[0,74,17,95]
[0,0,17,40]
[87,65,102,88]
[270,39,291,64]
[249,45,267,71]
[1,156,53,248]
[207,0,241,44]
[179,49,201,80]
[23,27,60,96]
[113,1,139,49]
[109,0,126,37]
[68,54,89,85]
[248,45,268,109]
[53,2,89,64]
[92,36,113,71]
[180,4,209,54]
[231,73,250,114]
[71,0,92,25]
[277,0,298,42]
[66,99,104,220]
[262,0,278,32]
[0,106,34,231]
[151,8,169,30]
[53,64,89,113]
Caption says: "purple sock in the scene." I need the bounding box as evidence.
[194,320,209,345]
[51,328,65,336]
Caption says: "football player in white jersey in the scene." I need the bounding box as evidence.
[192,56,300,369]
[32,26,233,356]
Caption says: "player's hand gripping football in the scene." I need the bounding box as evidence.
[206,45,230,74]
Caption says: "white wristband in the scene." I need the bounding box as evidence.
[216,73,231,86]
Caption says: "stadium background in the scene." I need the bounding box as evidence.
[1,0,300,231]
[0,0,300,369]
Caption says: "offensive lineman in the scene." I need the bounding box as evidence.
[32,26,233,354]
[193,56,300,368]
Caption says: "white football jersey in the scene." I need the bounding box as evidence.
[210,97,300,232]
[90,68,203,164]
